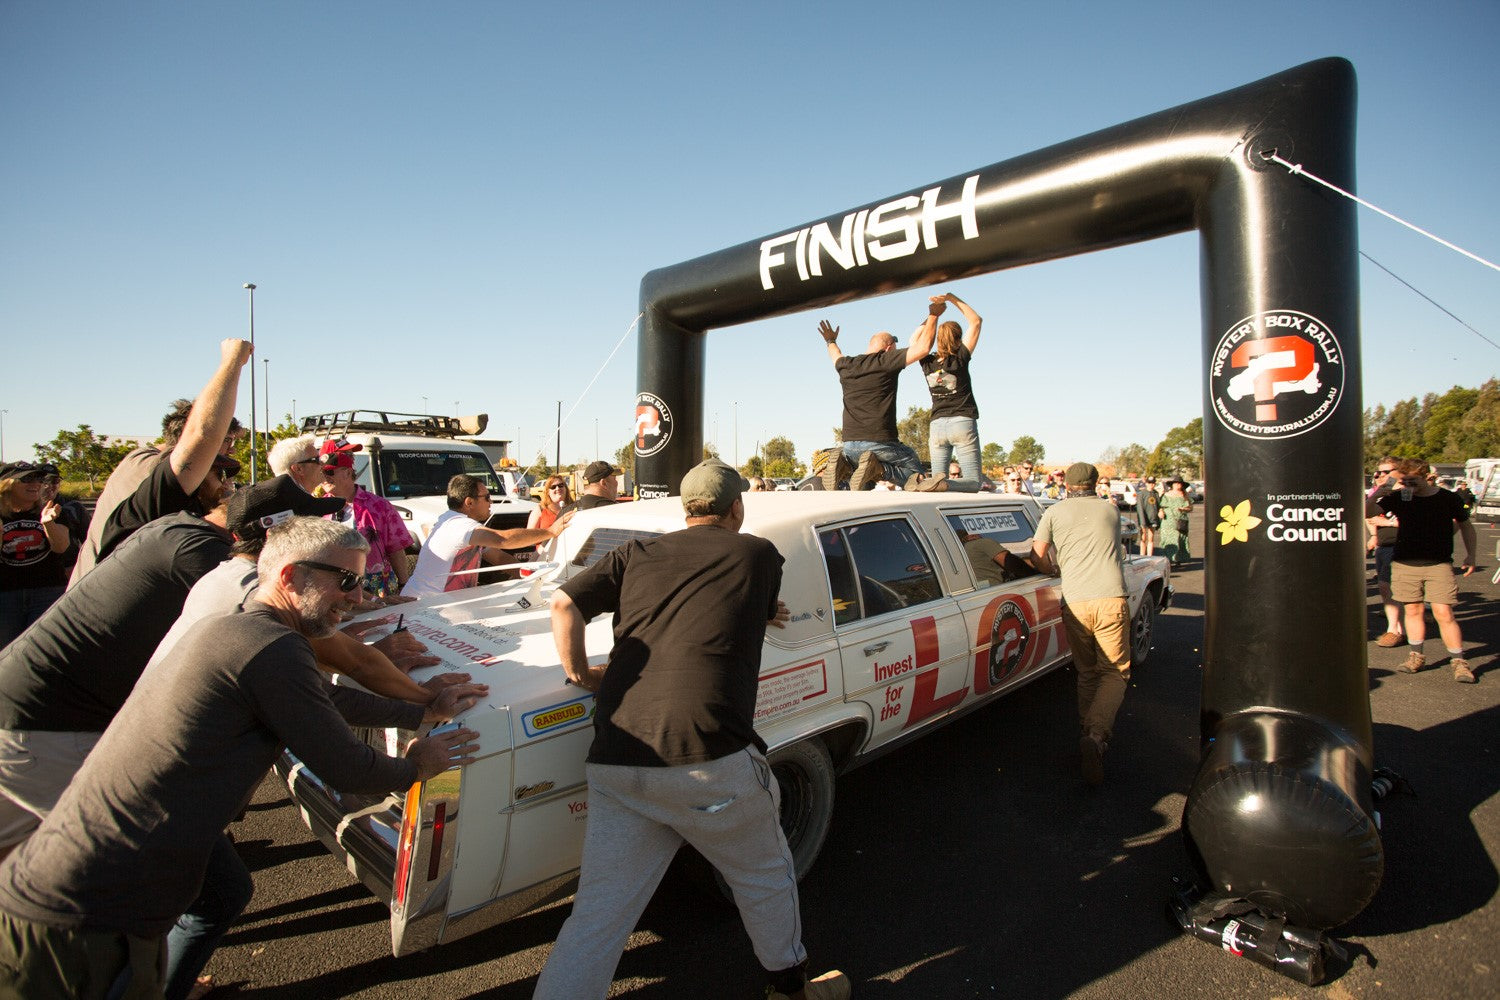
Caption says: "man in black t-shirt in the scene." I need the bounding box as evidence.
[817,299,940,492]
[1376,457,1478,681]
[535,460,848,1000]
[1363,457,1404,646]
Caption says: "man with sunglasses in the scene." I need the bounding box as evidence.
[0,481,242,863]
[1364,456,1405,647]
[268,434,324,494]
[1375,457,1479,682]
[403,474,572,598]
[0,518,482,999]
[316,440,415,599]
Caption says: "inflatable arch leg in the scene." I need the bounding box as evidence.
[634,57,1381,931]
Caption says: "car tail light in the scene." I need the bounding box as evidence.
[393,781,423,908]
[427,802,447,881]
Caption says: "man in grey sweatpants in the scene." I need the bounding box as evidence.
[535,460,848,1000]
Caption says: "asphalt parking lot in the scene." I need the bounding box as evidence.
[208,511,1500,998]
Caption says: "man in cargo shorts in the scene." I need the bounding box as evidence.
[1376,457,1478,681]
[536,459,848,1000]
[1032,462,1131,786]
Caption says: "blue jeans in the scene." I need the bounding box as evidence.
[163,834,253,1000]
[0,586,64,650]
[840,440,923,486]
[928,416,982,482]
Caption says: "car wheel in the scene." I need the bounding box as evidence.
[680,739,836,903]
[1131,591,1156,667]
[768,738,836,880]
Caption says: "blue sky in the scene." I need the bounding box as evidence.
[3,1,1497,474]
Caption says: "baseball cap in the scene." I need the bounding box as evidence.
[583,460,619,485]
[1064,462,1099,488]
[227,474,346,542]
[0,461,45,483]
[318,439,363,469]
[680,459,743,515]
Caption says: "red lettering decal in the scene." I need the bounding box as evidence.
[911,615,939,668]
[904,665,968,729]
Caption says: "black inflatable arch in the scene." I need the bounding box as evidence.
[635,57,1380,929]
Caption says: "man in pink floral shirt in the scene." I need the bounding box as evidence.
[317,440,414,597]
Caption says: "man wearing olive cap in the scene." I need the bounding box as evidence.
[1031,462,1132,787]
[538,460,848,1000]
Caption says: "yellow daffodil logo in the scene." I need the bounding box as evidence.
[1216,500,1262,545]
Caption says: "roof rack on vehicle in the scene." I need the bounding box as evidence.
[298,410,489,440]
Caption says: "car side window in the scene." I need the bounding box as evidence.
[945,511,1042,588]
[821,518,942,625]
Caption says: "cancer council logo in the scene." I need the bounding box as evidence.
[1215,500,1262,545]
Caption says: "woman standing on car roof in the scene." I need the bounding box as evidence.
[920,292,984,484]
[1158,479,1193,567]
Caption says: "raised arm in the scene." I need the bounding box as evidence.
[169,339,254,494]
[903,300,944,366]
[940,292,984,352]
[818,320,843,363]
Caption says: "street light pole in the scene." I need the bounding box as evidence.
[555,400,562,469]
[242,283,258,482]
[0,409,7,463]
[263,358,271,434]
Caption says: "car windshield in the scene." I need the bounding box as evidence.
[364,450,500,498]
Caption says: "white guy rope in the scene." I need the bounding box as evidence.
[522,312,643,481]
[1360,251,1500,353]
[1261,151,1500,275]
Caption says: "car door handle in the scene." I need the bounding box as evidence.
[863,641,891,656]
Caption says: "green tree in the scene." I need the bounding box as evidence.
[980,442,1005,475]
[1147,418,1203,479]
[34,425,137,492]
[761,436,805,479]
[740,455,766,477]
[1116,443,1150,477]
[898,407,931,461]
[1007,436,1045,465]
[1446,378,1500,458]
[614,441,636,482]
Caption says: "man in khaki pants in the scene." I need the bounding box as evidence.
[1032,462,1131,786]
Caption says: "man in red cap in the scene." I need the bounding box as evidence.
[315,440,415,599]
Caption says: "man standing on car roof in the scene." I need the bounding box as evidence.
[536,459,848,1000]
[1032,462,1132,787]
[817,299,942,492]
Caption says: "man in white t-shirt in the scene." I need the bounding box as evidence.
[404,474,572,598]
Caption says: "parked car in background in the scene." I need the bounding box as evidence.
[277,491,1172,955]
[1187,481,1205,503]
[299,411,539,542]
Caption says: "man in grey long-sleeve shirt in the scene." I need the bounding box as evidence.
[0,518,480,999]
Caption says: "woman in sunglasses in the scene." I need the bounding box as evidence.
[529,475,572,532]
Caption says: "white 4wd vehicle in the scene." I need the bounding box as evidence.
[278,491,1172,954]
[299,411,539,544]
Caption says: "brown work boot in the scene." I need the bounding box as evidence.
[1375,631,1404,648]
[816,448,852,491]
[1453,658,1477,683]
[904,473,949,492]
[1079,734,1107,786]
[848,451,883,491]
[1400,650,1426,674]
[767,970,851,1000]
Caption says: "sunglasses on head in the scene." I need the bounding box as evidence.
[294,560,361,592]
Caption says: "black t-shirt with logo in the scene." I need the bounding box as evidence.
[1376,487,1469,563]
[1,507,67,591]
[0,512,230,732]
[919,344,979,420]
[836,349,907,442]
[560,524,783,767]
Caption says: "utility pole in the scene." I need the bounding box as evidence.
[242,283,257,482]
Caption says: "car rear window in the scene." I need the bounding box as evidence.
[820,517,941,623]
[375,450,501,498]
[569,527,663,569]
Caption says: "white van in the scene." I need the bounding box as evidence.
[300,411,539,543]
